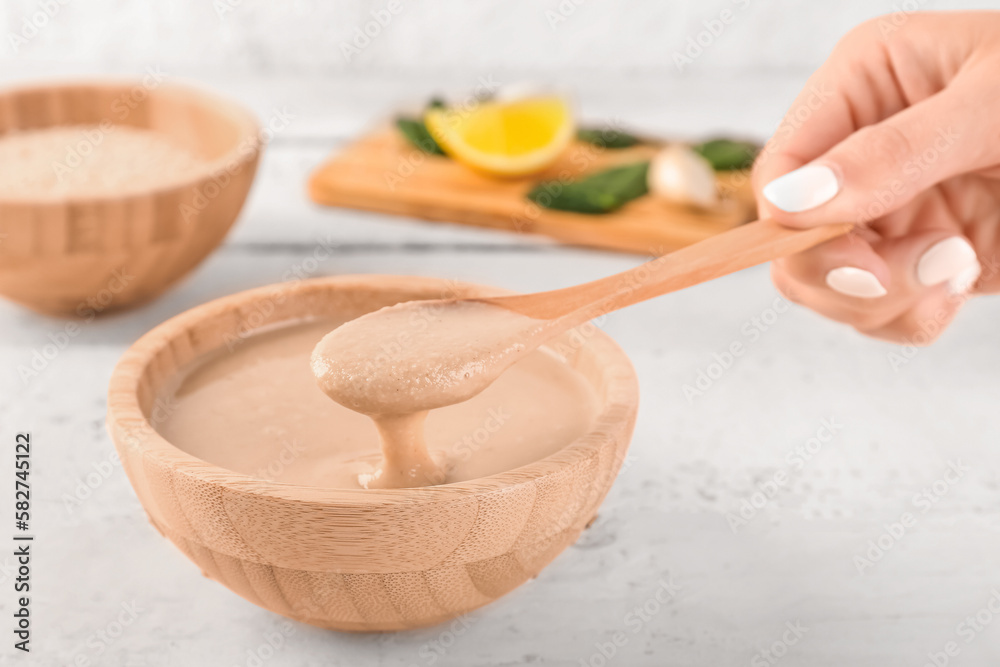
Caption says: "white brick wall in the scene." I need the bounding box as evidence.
[1,0,996,78]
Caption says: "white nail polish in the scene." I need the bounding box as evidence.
[948,264,981,295]
[762,164,840,213]
[825,267,887,298]
[917,237,979,288]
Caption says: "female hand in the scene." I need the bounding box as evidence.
[753,11,1000,345]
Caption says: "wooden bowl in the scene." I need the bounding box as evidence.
[106,275,638,632]
[0,81,260,315]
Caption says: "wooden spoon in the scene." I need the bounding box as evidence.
[476,218,853,324]
[313,218,853,416]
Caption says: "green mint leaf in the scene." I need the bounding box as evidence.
[396,117,446,155]
[577,127,642,149]
[692,138,760,171]
[527,161,650,215]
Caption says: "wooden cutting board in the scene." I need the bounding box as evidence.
[308,127,757,255]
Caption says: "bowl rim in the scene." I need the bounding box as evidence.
[0,79,261,206]
[106,274,639,507]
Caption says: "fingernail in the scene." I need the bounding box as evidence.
[825,267,887,298]
[762,164,840,212]
[948,264,981,295]
[917,237,980,290]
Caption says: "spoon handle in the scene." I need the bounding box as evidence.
[482,219,854,321]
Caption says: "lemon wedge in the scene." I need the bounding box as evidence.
[425,96,574,177]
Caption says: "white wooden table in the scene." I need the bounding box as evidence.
[2,73,1000,667]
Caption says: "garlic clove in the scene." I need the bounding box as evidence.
[647,144,718,209]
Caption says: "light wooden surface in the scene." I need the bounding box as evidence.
[5,72,1000,667]
[0,82,260,315]
[106,275,638,632]
[309,127,757,255]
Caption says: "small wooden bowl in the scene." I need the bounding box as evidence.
[0,82,260,315]
[106,275,638,632]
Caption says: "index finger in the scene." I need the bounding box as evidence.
[752,19,936,200]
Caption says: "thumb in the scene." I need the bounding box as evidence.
[759,83,987,228]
